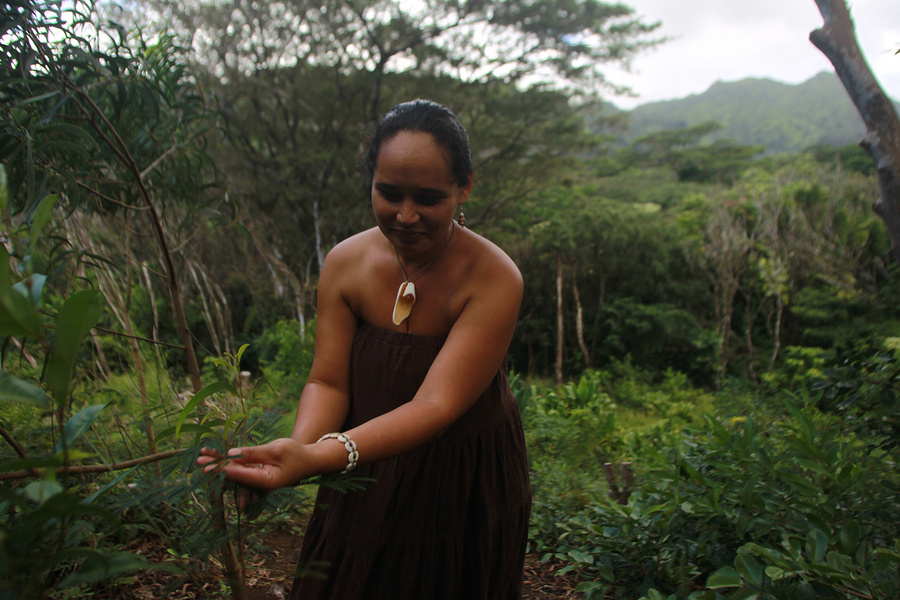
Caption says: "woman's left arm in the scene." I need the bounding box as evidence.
[336,252,523,463]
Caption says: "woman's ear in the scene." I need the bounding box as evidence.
[458,173,474,205]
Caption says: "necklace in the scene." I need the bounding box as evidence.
[391,223,455,325]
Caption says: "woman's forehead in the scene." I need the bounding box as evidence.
[375,131,455,183]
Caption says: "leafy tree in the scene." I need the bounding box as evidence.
[627,121,765,184]
[118,0,663,331]
[1,0,223,391]
[1,3,269,595]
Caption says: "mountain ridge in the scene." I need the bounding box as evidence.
[616,72,900,155]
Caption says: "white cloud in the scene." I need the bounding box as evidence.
[606,0,900,109]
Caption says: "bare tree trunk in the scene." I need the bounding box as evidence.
[555,255,564,385]
[768,294,784,372]
[811,0,900,262]
[313,156,335,272]
[743,290,758,386]
[704,206,751,383]
[573,277,591,369]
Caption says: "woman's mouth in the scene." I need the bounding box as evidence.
[394,229,424,243]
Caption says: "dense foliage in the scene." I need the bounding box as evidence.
[525,361,900,599]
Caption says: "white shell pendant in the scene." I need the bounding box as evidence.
[392,281,417,325]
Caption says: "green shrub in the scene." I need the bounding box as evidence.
[256,319,316,409]
[523,368,716,567]
[549,395,900,600]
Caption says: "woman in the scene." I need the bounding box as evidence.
[198,99,531,599]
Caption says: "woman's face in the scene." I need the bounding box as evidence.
[372,130,472,255]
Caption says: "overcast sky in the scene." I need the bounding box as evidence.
[605,0,900,109]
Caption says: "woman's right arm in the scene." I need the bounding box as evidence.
[290,242,359,443]
[197,238,361,487]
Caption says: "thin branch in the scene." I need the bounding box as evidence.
[0,426,28,459]
[140,141,186,180]
[0,449,187,481]
[75,179,150,211]
[60,74,203,392]
[92,325,186,350]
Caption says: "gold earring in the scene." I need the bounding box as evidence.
[457,209,466,228]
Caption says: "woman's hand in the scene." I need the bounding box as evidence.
[196,437,313,493]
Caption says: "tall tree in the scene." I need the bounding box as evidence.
[125,0,662,329]
[810,0,900,262]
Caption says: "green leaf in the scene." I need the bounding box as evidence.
[83,465,140,505]
[45,290,103,406]
[53,449,93,463]
[174,381,234,437]
[12,273,46,306]
[873,548,900,566]
[0,455,61,474]
[838,520,860,554]
[735,554,764,587]
[637,590,671,600]
[575,581,607,593]
[806,529,828,563]
[568,549,594,564]
[0,370,49,407]
[707,566,742,589]
[723,590,758,600]
[22,480,63,504]
[29,193,58,242]
[152,422,215,445]
[56,403,108,453]
[0,246,43,337]
[224,411,247,435]
[235,343,249,366]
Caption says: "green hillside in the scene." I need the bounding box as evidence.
[618,71,900,154]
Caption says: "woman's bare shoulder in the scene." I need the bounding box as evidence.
[463,229,523,292]
[321,228,381,275]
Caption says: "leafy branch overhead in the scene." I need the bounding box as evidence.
[149,0,663,94]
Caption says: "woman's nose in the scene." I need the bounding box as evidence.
[396,200,419,225]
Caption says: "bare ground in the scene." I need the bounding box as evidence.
[84,529,585,599]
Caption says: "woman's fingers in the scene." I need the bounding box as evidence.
[196,447,225,468]
[195,438,304,491]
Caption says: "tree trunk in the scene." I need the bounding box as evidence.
[743,290,758,386]
[768,293,784,372]
[555,255,564,385]
[573,277,591,369]
[810,0,900,262]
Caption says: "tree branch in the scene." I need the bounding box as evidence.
[91,325,186,350]
[0,449,187,481]
[61,75,203,392]
[810,0,900,262]
[0,426,28,459]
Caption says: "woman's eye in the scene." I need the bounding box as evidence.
[416,195,443,206]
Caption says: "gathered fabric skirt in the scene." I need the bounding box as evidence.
[289,322,532,600]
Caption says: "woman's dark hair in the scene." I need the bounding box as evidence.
[365,99,474,188]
